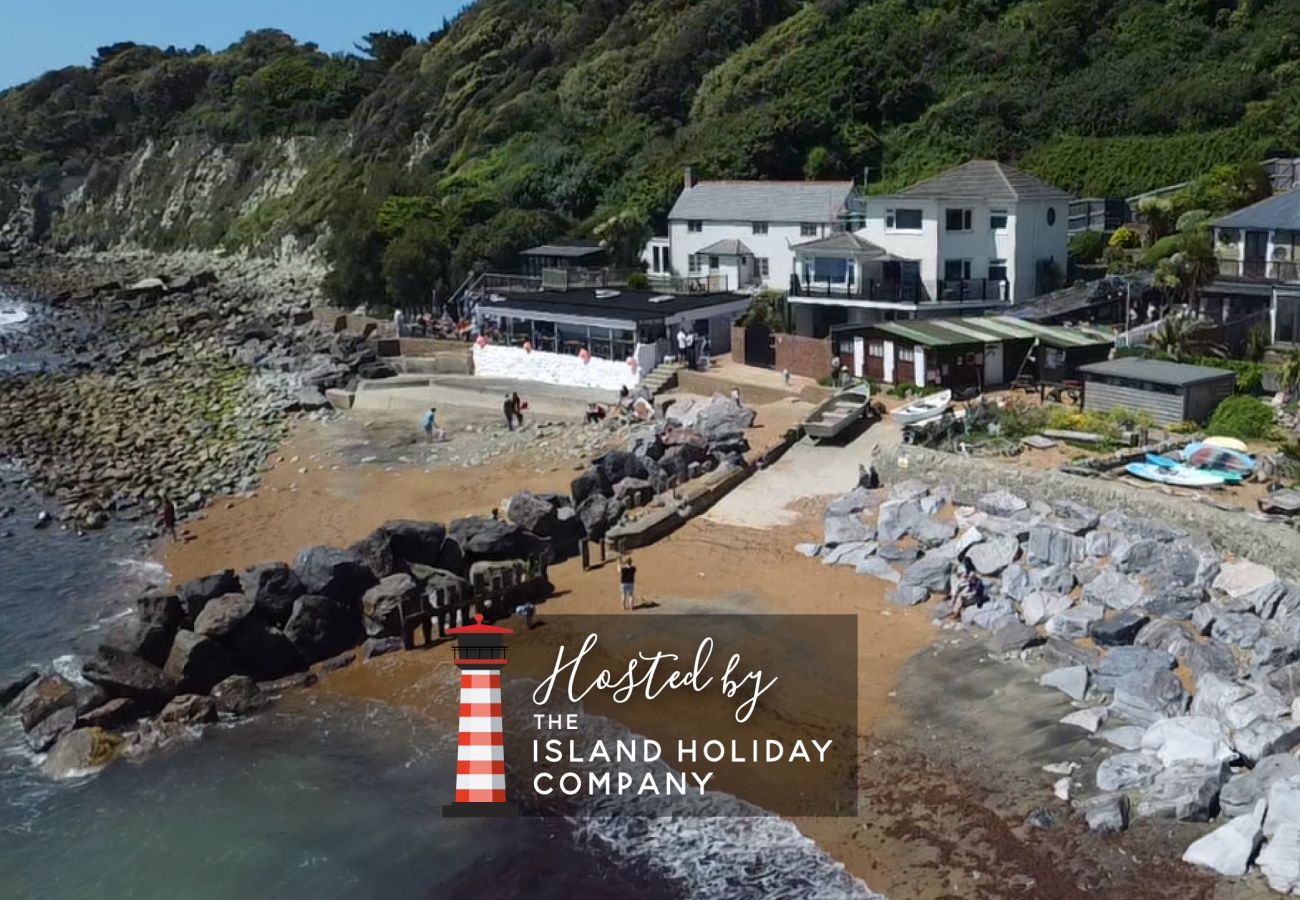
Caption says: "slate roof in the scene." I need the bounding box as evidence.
[1078,358,1235,387]
[1214,189,1300,230]
[870,315,1114,349]
[792,232,901,259]
[669,181,854,223]
[695,238,753,256]
[891,160,1072,202]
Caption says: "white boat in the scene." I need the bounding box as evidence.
[1125,462,1225,487]
[891,389,952,426]
[1204,435,1249,453]
[803,388,873,441]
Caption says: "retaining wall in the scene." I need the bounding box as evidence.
[471,345,640,391]
[878,445,1300,579]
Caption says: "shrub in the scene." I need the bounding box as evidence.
[1068,230,1105,263]
[1108,226,1141,249]
[1205,395,1275,440]
[1142,234,1182,265]
[1167,420,1201,434]
[625,271,649,289]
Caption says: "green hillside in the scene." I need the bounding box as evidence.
[2,0,1299,307]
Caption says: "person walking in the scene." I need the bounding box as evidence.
[685,330,697,369]
[503,393,516,431]
[157,497,177,542]
[421,407,445,442]
[511,392,525,427]
[618,556,637,611]
[675,326,688,364]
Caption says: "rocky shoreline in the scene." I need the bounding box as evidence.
[0,248,389,531]
[805,476,1300,893]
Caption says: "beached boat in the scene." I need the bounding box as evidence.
[802,388,873,442]
[892,389,953,426]
[1182,442,1255,474]
[1146,453,1177,468]
[1125,462,1225,487]
[1204,435,1249,452]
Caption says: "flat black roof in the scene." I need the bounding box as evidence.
[519,243,605,258]
[1079,358,1236,387]
[485,288,748,322]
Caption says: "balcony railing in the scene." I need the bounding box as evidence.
[1217,259,1300,283]
[936,278,1010,303]
[647,273,729,294]
[788,276,923,303]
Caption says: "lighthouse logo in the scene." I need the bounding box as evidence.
[442,613,518,818]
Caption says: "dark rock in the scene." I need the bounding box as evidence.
[1078,793,1130,833]
[1091,646,1176,692]
[293,546,376,605]
[210,675,267,716]
[1090,612,1149,647]
[82,646,176,710]
[240,562,304,628]
[379,520,452,569]
[259,671,319,692]
[506,492,583,558]
[77,697,139,729]
[1110,667,1189,725]
[223,618,302,681]
[1267,662,1300,703]
[194,593,257,640]
[900,554,952,594]
[0,671,39,709]
[1024,807,1062,830]
[1184,641,1240,683]
[73,683,109,716]
[163,630,234,695]
[177,569,241,621]
[102,617,174,668]
[361,637,404,660]
[598,450,649,484]
[887,585,930,606]
[15,674,77,730]
[26,705,77,752]
[349,527,404,580]
[570,466,612,506]
[1137,763,1228,821]
[361,574,419,638]
[659,443,709,482]
[157,694,218,726]
[1145,585,1204,621]
[284,594,363,665]
[577,495,624,542]
[135,592,184,631]
[319,651,357,673]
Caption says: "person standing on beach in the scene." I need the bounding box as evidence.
[619,556,637,611]
[676,326,687,364]
[421,407,444,442]
[685,330,697,369]
[511,392,524,427]
[730,386,742,407]
[157,498,177,541]
[503,393,516,431]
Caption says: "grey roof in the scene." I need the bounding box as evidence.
[792,232,901,259]
[1214,189,1300,230]
[892,160,1072,202]
[695,238,753,256]
[669,181,854,223]
[520,243,604,258]
[1078,358,1235,387]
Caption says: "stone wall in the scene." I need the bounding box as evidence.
[775,333,832,380]
[677,370,792,406]
[878,445,1300,579]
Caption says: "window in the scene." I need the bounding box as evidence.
[1218,228,1239,245]
[800,223,818,237]
[709,255,720,269]
[886,208,923,231]
[898,346,915,362]
[990,209,1008,230]
[943,259,971,281]
[752,222,768,235]
[1047,207,1057,226]
[687,220,702,233]
[811,256,850,283]
[945,208,973,231]
[688,254,701,274]
[867,339,884,358]
[988,259,1008,282]
[757,257,770,277]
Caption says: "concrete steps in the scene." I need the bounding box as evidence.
[642,362,686,395]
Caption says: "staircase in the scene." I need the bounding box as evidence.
[641,361,686,395]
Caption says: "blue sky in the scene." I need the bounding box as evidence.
[0,0,466,88]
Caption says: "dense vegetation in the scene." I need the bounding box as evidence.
[3,0,1300,309]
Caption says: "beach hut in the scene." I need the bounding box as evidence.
[1077,358,1236,425]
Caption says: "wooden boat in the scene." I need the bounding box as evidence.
[891,389,953,426]
[1204,435,1249,452]
[803,388,873,441]
[1125,462,1225,487]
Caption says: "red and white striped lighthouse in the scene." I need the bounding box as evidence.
[443,613,517,817]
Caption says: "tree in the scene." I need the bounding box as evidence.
[1279,349,1300,400]
[356,31,416,70]
[594,209,650,267]
[1136,197,1174,247]
[804,146,837,180]
[383,218,449,309]
[1177,229,1219,310]
[1148,311,1224,359]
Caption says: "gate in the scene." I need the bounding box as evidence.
[743,325,776,368]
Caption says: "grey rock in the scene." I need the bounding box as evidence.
[1137,762,1228,821]
[1022,592,1073,627]
[1044,604,1104,639]
[1051,499,1099,535]
[135,592,184,632]
[1134,620,1192,656]
[1182,798,1265,876]
[1029,565,1076,595]
[999,564,1030,602]
[1245,580,1291,620]
[284,594,364,665]
[795,543,821,558]
[82,647,175,711]
[177,569,241,621]
[1144,585,1204,621]
[855,557,900,583]
[1090,611,1149,647]
[877,542,919,564]
[976,490,1027,518]
[14,675,76,732]
[1214,560,1279,603]
[1189,673,1253,721]
[576,495,624,542]
[1258,823,1300,894]
[1266,777,1300,838]
[1109,667,1188,726]
[909,518,956,549]
[887,585,930,606]
[1212,611,1265,649]
[1100,725,1147,751]
[1253,635,1300,672]
[826,487,885,517]
[1266,661,1300,703]
[933,526,983,561]
[0,671,39,710]
[210,675,267,715]
[1085,530,1115,558]
[194,593,257,641]
[1221,754,1300,818]
[822,541,877,568]
[988,622,1043,655]
[42,728,122,780]
[1184,641,1240,683]
[1082,568,1145,611]
[360,574,419,638]
[1141,716,1234,767]
[876,499,923,542]
[900,554,952,594]
[1040,666,1089,702]
[237,563,304,630]
[102,617,174,669]
[1096,751,1162,791]
[888,479,930,502]
[823,513,876,547]
[1027,525,1083,568]
[360,636,404,660]
[962,600,1019,631]
[157,693,218,727]
[163,630,234,695]
[1191,602,1218,635]
[77,697,139,730]
[1077,793,1130,833]
[293,546,376,605]
[1234,719,1300,765]
[570,465,612,505]
[26,705,76,752]
[1112,538,1160,575]
[1044,637,1102,669]
[967,535,1018,576]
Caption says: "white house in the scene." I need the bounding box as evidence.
[1209,188,1300,345]
[788,160,1072,336]
[643,169,855,292]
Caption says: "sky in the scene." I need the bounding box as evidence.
[0,0,467,89]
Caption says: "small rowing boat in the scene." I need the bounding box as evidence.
[803,388,873,442]
[892,389,952,426]
[1125,462,1225,487]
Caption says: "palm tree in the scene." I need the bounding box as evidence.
[1148,311,1225,360]
[1177,229,1219,313]
[1280,349,1300,400]
[1137,197,1175,246]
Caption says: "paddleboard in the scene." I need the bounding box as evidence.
[1204,436,1249,452]
[1126,462,1225,487]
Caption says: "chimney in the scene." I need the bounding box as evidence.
[684,166,695,191]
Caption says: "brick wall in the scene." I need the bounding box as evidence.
[774,333,832,380]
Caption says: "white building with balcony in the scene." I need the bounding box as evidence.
[642,170,855,293]
[787,160,1072,336]
[1211,189,1300,345]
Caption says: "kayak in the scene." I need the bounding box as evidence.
[1146,453,1177,468]
[1150,450,1240,483]
[1125,462,1225,487]
[1204,436,1249,452]
[1183,442,1255,474]
[892,389,952,426]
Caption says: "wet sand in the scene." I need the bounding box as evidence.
[163,399,1254,899]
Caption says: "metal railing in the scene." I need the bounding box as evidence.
[935,278,1010,303]
[788,277,923,303]
[647,273,729,294]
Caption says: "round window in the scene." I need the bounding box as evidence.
[1047,207,1057,226]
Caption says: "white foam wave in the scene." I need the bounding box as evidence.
[113,557,169,584]
[0,306,28,329]
[51,655,89,685]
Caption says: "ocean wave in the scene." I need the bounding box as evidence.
[0,306,28,330]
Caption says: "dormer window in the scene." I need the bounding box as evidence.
[800,223,818,237]
[752,222,768,235]
[687,220,702,233]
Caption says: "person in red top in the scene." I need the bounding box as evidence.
[157,498,177,541]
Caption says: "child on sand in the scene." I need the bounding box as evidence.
[618,556,637,611]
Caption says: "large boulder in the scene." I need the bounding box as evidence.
[194,593,257,641]
[1082,569,1146,611]
[577,495,624,542]
[1096,751,1162,791]
[1109,667,1189,726]
[987,622,1043,655]
[1040,666,1089,702]
[876,500,923,543]
[1140,716,1235,768]
[240,562,304,628]
[823,513,875,547]
[135,592,184,632]
[1136,763,1228,821]
[967,535,1018,575]
[570,466,612,506]
[163,630,234,695]
[1076,793,1130,833]
[1026,526,1083,568]
[41,728,123,780]
[1214,560,1279,603]
[378,521,451,569]
[1234,720,1300,765]
[293,546,376,605]
[1089,611,1149,647]
[348,527,403,580]
[0,671,39,709]
[177,569,241,621]
[82,646,176,710]
[975,490,1027,518]
[658,443,708,482]
[910,518,957,550]
[448,517,547,563]
[1260,824,1300,894]
[1212,611,1265,649]
[102,617,174,668]
[210,675,268,716]
[504,494,582,559]
[1091,646,1176,692]
[1044,604,1104,639]
[158,694,219,727]
[15,674,77,731]
[78,697,140,730]
[597,450,649,484]
[899,554,952,594]
[1222,755,1300,819]
[1182,799,1265,876]
[1022,592,1073,627]
[362,574,419,638]
[26,706,77,752]
[1051,499,1099,535]
[678,395,756,442]
[222,617,302,681]
[284,594,364,665]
